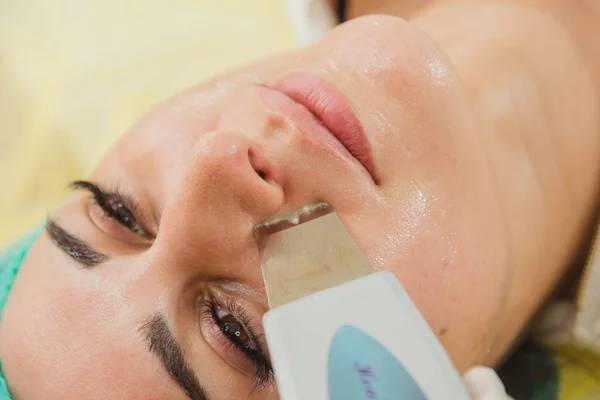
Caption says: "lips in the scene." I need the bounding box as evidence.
[261,72,378,183]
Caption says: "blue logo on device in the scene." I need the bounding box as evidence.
[328,325,427,399]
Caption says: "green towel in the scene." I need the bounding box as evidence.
[0,228,43,400]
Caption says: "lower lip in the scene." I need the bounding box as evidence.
[260,73,378,183]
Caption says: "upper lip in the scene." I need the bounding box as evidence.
[263,72,379,184]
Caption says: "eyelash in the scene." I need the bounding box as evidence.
[202,297,273,390]
[71,181,149,237]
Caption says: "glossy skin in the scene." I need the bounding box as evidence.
[1,1,599,399]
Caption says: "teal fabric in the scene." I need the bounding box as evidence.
[0,228,44,400]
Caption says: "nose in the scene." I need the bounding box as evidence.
[154,131,285,275]
[183,130,284,218]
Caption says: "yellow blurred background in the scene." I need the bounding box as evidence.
[0,0,297,247]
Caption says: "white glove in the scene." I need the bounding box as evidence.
[464,367,514,400]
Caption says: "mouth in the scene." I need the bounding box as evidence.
[260,72,379,184]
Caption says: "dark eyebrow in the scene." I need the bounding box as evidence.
[140,314,208,400]
[46,219,109,267]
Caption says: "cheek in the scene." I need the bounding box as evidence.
[344,182,508,372]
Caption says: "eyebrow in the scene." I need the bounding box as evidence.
[140,314,208,400]
[46,219,109,267]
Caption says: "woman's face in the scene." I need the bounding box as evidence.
[0,16,508,400]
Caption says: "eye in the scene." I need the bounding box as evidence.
[214,304,255,349]
[105,197,143,233]
[201,297,273,389]
[95,195,147,237]
[71,180,151,238]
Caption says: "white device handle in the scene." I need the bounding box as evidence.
[263,271,471,400]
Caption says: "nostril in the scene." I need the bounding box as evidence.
[248,148,271,182]
[244,145,284,214]
[256,170,267,180]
